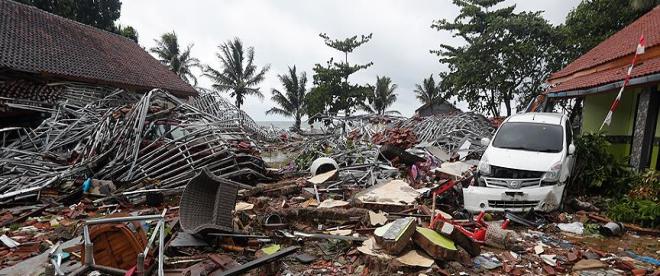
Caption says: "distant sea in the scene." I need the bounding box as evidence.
[256,121,323,130]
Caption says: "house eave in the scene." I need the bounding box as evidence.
[547,72,660,98]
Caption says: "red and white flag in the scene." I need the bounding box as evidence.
[600,35,645,130]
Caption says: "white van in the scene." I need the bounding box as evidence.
[463,112,575,213]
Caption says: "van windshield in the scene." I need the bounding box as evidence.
[492,122,564,153]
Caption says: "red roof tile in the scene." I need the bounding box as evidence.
[549,6,660,81]
[547,56,660,93]
[0,0,197,97]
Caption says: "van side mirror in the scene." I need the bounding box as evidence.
[568,144,575,155]
[480,137,491,146]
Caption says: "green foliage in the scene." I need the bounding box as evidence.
[266,66,308,130]
[608,169,660,228]
[150,32,201,85]
[9,223,19,231]
[414,74,448,106]
[306,33,374,118]
[432,0,560,116]
[608,197,660,228]
[204,38,270,109]
[366,76,398,115]
[629,170,660,201]
[569,133,638,197]
[18,0,120,31]
[305,86,332,120]
[117,24,138,43]
[18,0,139,41]
[558,0,657,63]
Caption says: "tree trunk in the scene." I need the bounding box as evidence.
[295,114,301,131]
[504,99,511,117]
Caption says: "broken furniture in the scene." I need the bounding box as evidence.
[69,209,167,276]
[80,213,149,270]
[180,168,239,234]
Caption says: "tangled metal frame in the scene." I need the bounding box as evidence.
[0,89,269,202]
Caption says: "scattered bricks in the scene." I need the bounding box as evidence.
[543,265,556,275]
[412,227,458,261]
[631,268,647,276]
[374,217,417,255]
[567,250,580,263]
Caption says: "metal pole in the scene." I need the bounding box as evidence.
[158,215,165,276]
[136,253,145,276]
[83,225,93,266]
[84,214,164,225]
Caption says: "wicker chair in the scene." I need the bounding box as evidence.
[179,168,238,234]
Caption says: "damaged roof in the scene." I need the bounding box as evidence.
[547,6,660,94]
[0,0,197,97]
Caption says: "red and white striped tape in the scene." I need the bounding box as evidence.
[600,35,645,130]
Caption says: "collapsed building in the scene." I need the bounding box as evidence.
[0,0,270,202]
[0,1,658,275]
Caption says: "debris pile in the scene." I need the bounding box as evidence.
[0,89,267,203]
[399,112,495,155]
[0,97,658,276]
[372,127,417,149]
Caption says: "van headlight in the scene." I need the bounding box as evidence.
[478,156,491,175]
[541,161,562,183]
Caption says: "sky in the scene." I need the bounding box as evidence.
[119,0,580,121]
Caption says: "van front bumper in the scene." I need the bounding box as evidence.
[462,184,565,213]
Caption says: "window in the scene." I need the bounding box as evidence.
[492,122,564,153]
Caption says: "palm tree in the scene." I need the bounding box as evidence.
[204,38,270,109]
[150,31,201,85]
[414,74,443,106]
[266,66,308,130]
[367,76,399,115]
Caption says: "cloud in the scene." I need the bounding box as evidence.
[119,0,579,121]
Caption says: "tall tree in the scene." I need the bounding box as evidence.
[17,0,139,42]
[266,66,308,130]
[559,0,657,65]
[414,74,445,106]
[117,24,138,43]
[432,0,559,116]
[366,76,399,115]
[204,38,269,109]
[150,32,201,85]
[305,33,374,118]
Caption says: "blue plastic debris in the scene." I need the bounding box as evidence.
[626,250,660,266]
[82,178,92,193]
[473,255,502,270]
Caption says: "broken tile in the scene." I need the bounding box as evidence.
[308,169,337,184]
[368,210,388,226]
[317,198,350,209]
[573,259,607,271]
[354,180,420,206]
[396,250,434,268]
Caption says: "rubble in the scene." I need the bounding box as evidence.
[0,89,268,203]
[374,217,417,255]
[0,96,657,275]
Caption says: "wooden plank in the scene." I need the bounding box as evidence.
[216,246,300,276]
